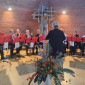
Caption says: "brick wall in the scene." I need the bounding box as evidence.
[0,0,85,36]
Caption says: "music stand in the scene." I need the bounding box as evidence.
[4,35,11,42]
[31,37,38,43]
[67,36,72,41]
[0,36,5,44]
[21,33,26,36]
[76,37,82,42]
[13,37,20,43]
[20,36,26,42]
[0,32,4,36]
[71,37,77,42]
[3,35,11,59]
[26,38,31,43]
[39,36,46,42]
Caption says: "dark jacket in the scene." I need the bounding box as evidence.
[46,28,65,53]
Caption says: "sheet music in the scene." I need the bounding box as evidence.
[15,42,19,48]
[30,43,34,48]
[70,41,74,46]
[3,42,8,49]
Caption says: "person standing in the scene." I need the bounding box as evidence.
[9,29,15,58]
[15,29,21,37]
[35,29,42,54]
[25,30,31,55]
[74,31,79,37]
[46,21,65,57]
[70,35,75,55]
[63,33,68,53]
[74,31,81,49]
[15,29,22,55]
[81,35,85,56]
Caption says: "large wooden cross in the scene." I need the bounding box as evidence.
[32,5,55,36]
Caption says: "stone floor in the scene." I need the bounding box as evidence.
[0,52,85,85]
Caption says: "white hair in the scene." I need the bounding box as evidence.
[52,21,60,27]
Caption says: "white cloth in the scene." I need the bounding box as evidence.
[82,35,85,37]
[64,34,67,41]
[3,42,8,49]
[45,74,51,85]
[70,41,74,46]
[82,35,85,43]
[30,43,34,48]
[15,42,19,48]
[63,34,67,44]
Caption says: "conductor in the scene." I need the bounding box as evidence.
[46,21,65,57]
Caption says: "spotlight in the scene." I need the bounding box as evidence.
[62,11,66,14]
[8,7,12,11]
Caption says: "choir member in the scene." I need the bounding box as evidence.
[0,43,4,59]
[30,32,35,55]
[15,29,22,55]
[70,35,75,55]
[63,33,68,53]
[81,35,85,56]
[74,31,79,37]
[74,31,81,54]
[15,29,21,37]
[25,30,31,55]
[35,29,42,54]
[9,29,15,58]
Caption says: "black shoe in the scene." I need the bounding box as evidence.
[36,52,38,55]
[1,57,5,60]
[11,56,14,58]
[26,53,29,56]
[82,54,85,56]
[18,55,23,57]
[32,53,35,55]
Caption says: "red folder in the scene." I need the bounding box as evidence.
[13,37,20,43]
[4,35,11,42]
[0,36,5,43]
[0,32,4,36]
[26,38,31,43]
[76,37,82,42]
[31,37,38,42]
[21,33,26,36]
[71,37,77,42]
[39,36,46,42]
[67,36,72,41]
[20,36,26,42]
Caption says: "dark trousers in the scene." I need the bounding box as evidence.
[35,42,39,54]
[35,42,43,54]
[70,46,75,55]
[63,44,67,53]
[51,49,57,57]
[51,48,64,58]
[10,43,15,57]
[25,43,30,55]
[75,42,81,49]
[16,47,21,54]
[0,45,4,59]
[81,43,85,56]
[16,42,23,54]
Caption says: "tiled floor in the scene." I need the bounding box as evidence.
[0,53,85,85]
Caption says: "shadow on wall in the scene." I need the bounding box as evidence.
[0,69,12,85]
